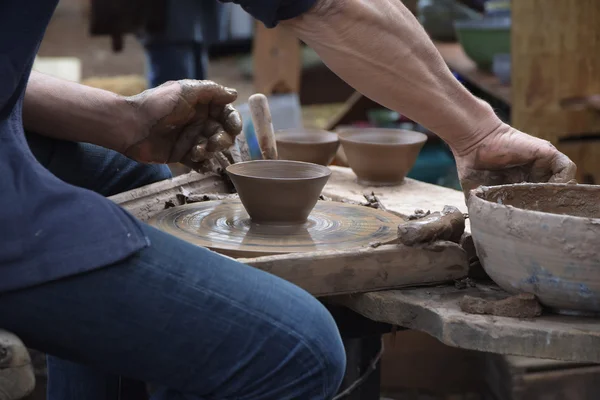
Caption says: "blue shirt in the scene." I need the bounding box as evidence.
[0,0,317,293]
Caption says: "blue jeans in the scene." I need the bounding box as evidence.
[0,133,346,399]
[139,0,225,87]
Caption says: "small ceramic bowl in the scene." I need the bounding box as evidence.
[468,183,600,315]
[226,160,331,225]
[338,128,427,186]
[275,129,340,166]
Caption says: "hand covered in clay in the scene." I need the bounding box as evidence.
[122,80,242,171]
[455,123,577,197]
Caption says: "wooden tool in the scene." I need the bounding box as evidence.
[248,94,278,160]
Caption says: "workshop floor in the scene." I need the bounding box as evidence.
[39,0,254,103]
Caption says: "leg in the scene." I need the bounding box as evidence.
[140,0,223,86]
[25,131,171,400]
[0,224,346,399]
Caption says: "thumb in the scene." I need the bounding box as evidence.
[548,153,577,183]
[179,80,238,106]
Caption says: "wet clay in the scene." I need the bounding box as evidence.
[459,293,543,318]
[337,128,427,186]
[147,199,403,258]
[397,205,465,246]
[275,129,340,166]
[226,160,330,224]
[468,183,600,314]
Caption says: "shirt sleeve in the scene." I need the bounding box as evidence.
[220,0,319,28]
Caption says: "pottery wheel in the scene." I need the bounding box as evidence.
[148,200,403,258]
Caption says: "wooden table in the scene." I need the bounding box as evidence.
[324,167,600,365]
[110,166,600,399]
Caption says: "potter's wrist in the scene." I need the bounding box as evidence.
[444,98,505,156]
[114,94,146,155]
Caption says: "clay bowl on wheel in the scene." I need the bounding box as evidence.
[275,129,340,166]
[226,160,331,225]
[468,183,600,315]
[338,128,427,186]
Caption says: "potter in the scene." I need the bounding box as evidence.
[0,0,577,399]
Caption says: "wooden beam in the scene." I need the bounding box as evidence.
[240,242,468,297]
[252,23,301,95]
[511,0,600,141]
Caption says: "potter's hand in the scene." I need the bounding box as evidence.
[123,80,243,170]
[455,123,577,197]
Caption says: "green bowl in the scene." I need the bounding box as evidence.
[454,18,510,71]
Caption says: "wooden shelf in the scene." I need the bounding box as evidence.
[434,42,512,105]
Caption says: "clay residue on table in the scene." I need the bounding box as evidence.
[397,205,465,246]
[459,293,543,318]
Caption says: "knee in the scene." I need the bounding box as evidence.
[298,299,347,398]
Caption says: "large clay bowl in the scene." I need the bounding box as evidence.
[468,183,600,314]
[338,128,427,186]
[275,129,340,166]
[226,160,331,225]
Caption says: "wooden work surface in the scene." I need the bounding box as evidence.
[336,285,600,364]
[434,42,511,105]
[111,166,600,362]
[326,167,600,363]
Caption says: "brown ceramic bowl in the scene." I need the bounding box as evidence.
[275,129,340,166]
[226,160,331,225]
[338,128,427,186]
[468,183,600,315]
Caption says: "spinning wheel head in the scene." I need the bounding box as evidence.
[148,199,403,258]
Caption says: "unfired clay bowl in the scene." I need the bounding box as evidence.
[338,129,427,186]
[226,160,331,225]
[275,129,340,166]
[468,183,600,315]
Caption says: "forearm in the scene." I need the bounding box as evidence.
[23,71,136,152]
[284,0,504,154]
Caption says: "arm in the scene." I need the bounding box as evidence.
[23,71,136,153]
[282,0,502,155]
[23,72,242,169]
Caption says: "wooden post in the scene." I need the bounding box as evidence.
[252,23,301,95]
[511,0,600,183]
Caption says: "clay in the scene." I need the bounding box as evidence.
[275,129,340,166]
[459,293,543,318]
[460,233,491,280]
[468,183,600,314]
[226,160,331,224]
[397,205,465,246]
[147,199,402,258]
[337,128,427,186]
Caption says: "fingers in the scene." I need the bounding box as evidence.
[178,80,238,106]
[168,120,205,163]
[202,120,235,152]
[209,103,243,137]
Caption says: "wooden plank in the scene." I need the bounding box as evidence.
[558,139,600,185]
[109,172,229,222]
[0,330,35,400]
[323,166,469,231]
[239,242,468,297]
[336,284,600,363]
[520,366,600,399]
[252,23,301,94]
[511,0,600,141]
[434,42,512,105]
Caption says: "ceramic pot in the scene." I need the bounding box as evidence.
[338,128,427,186]
[275,129,340,166]
[468,183,600,314]
[226,160,331,225]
